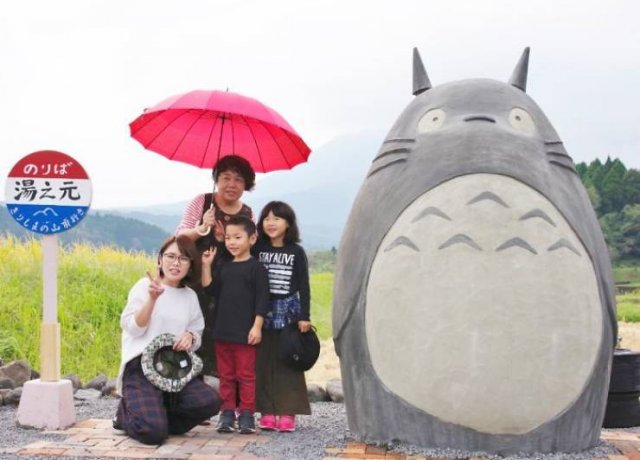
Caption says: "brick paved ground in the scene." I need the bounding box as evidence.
[1,419,640,459]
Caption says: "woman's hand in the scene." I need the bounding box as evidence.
[298,320,312,333]
[201,246,217,265]
[146,270,165,300]
[173,331,195,351]
[201,207,216,228]
[213,219,225,242]
[248,325,262,345]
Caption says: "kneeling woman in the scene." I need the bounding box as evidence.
[114,236,220,445]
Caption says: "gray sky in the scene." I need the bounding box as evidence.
[1,0,639,208]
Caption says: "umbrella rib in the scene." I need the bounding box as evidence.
[242,115,267,172]
[279,127,310,165]
[214,112,226,168]
[170,109,209,162]
[260,118,295,170]
[202,111,222,168]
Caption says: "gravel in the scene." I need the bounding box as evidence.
[0,398,632,459]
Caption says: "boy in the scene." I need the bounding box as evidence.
[201,215,269,434]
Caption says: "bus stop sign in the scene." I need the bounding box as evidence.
[5,150,92,234]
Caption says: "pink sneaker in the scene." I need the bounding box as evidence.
[259,414,277,431]
[277,415,296,432]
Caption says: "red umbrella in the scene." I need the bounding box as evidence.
[129,90,311,173]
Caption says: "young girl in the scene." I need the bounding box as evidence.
[253,201,312,432]
[114,235,220,445]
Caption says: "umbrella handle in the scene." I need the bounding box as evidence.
[195,202,215,236]
[196,226,211,236]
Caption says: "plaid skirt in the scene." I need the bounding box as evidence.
[116,356,220,445]
[256,329,311,415]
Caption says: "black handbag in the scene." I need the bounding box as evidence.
[279,322,321,372]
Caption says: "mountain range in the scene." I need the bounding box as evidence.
[106,131,384,250]
[1,132,384,252]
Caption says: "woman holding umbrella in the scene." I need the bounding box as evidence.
[176,154,256,377]
[130,89,312,376]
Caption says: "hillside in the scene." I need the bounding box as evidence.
[0,206,169,254]
[107,131,384,249]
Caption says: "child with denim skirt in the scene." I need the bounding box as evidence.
[253,201,312,432]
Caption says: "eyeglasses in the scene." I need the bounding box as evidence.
[162,253,191,265]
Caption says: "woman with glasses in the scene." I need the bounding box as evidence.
[113,235,220,445]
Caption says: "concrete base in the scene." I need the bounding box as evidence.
[17,379,76,430]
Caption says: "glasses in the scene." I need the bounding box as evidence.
[162,253,191,265]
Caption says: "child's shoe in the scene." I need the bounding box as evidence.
[238,410,256,434]
[217,410,236,433]
[277,415,296,432]
[259,414,277,431]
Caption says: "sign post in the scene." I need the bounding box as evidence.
[4,150,92,429]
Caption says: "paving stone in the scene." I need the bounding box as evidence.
[189,455,233,460]
[104,449,152,458]
[61,447,112,458]
[19,447,69,456]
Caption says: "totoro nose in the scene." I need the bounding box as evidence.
[464,115,496,123]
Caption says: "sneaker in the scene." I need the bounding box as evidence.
[112,415,125,435]
[259,413,277,431]
[237,410,256,434]
[217,410,236,433]
[277,415,296,432]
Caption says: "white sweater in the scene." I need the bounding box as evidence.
[116,278,204,394]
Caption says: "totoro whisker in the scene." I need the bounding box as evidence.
[467,191,509,208]
[519,209,556,227]
[548,159,579,176]
[438,234,482,251]
[546,151,573,161]
[544,140,564,146]
[373,147,412,161]
[383,138,415,144]
[412,206,452,223]
[367,158,407,178]
[548,238,581,256]
[496,237,537,254]
[384,236,420,252]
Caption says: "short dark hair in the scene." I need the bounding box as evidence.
[213,155,256,191]
[225,215,257,236]
[257,201,301,244]
[158,235,201,287]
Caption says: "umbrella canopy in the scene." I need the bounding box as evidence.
[129,90,311,173]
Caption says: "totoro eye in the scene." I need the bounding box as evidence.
[417,109,446,133]
[508,108,536,135]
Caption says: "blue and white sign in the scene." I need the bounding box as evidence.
[5,150,92,235]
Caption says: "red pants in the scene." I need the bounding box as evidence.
[215,340,257,413]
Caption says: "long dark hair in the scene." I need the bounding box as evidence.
[257,201,301,245]
[158,235,202,287]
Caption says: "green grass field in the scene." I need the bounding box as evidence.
[1,236,638,381]
[0,237,336,381]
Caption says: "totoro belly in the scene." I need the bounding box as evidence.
[365,173,602,435]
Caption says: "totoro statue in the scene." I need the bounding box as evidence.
[332,47,617,455]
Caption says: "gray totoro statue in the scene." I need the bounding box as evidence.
[332,47,616,455]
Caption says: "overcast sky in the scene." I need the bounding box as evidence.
[1,0,639,209]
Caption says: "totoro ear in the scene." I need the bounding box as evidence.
[509,47,530,92]
[413,47,432,96]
